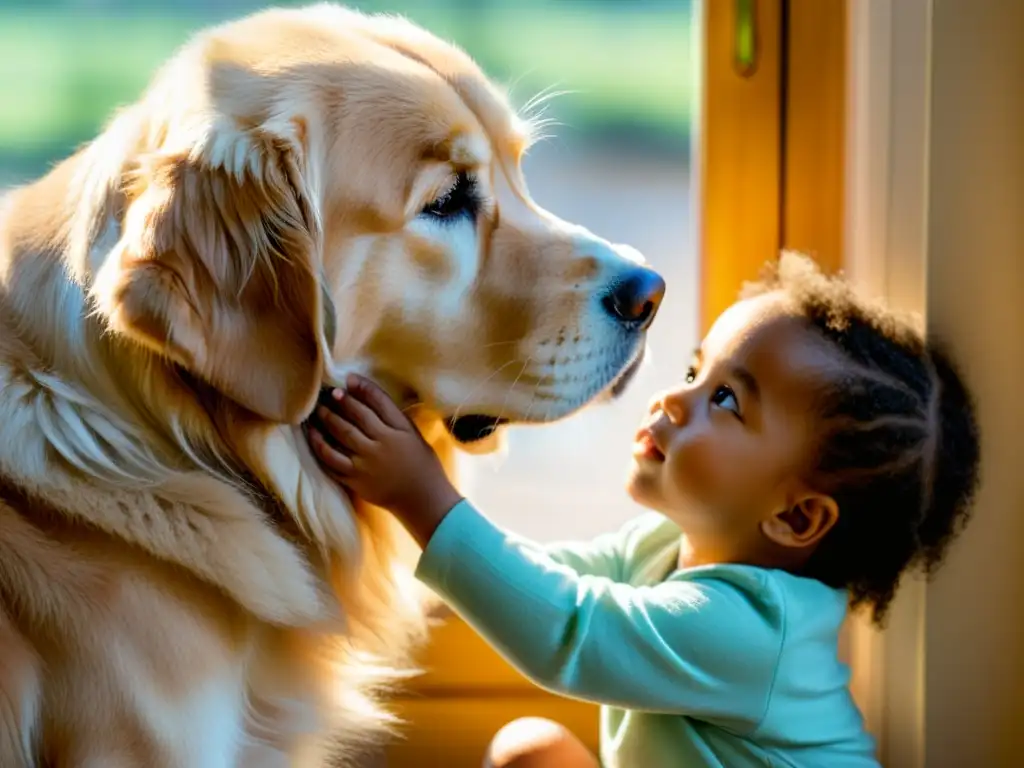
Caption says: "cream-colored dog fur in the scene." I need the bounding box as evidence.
[0,4,652,766]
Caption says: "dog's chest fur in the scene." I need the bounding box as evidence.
[0,479,354,768]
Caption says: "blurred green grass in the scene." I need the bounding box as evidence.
[0,1,694,180]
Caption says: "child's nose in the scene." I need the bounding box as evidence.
[659,387,689,425]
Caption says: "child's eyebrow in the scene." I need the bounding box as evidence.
[693,346,758,400]
[730,365,761,402]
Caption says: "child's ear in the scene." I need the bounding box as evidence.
[761,493,839,549]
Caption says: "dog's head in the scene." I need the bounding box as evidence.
[94,6,664,450]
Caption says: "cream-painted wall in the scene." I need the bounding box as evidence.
[922,0,1024,764]
[844,3,932,761]
[846,1,1024,765]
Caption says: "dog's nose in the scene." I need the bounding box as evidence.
[602,267,666,330]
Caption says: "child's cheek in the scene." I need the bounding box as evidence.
[668,441,722,505]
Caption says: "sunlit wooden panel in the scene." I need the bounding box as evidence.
[700,0,783,333]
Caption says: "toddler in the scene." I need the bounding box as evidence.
[307,253,980,768]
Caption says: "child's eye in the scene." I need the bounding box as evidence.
[685,366,698,384]
[711,385,742,419]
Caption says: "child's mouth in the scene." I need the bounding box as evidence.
[633,429,665,462]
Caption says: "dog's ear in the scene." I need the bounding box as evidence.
[95,118,331,424]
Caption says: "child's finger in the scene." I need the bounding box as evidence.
[331,388,387,438]
[316,406,373,454]
[308,426,355,475]
[346,374,409,430]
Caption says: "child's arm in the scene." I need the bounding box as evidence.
[529,514,663,580]
[307,375,784,725]
[418,499,783,725]
[538,534,623,579]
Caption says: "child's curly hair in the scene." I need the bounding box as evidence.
[741,252,981,625]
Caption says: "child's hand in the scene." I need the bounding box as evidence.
[307,374,463,547]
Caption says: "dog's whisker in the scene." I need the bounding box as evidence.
[496,357,532,427]
[478,339,526,351]
[541,381,561,427]
[505,68,541,102]
[521,83,576,117]
[523,377,542,425]
[449,357,525,426]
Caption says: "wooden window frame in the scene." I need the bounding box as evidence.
[700,0,846,336]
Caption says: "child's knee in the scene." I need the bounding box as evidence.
[484,717,597,768]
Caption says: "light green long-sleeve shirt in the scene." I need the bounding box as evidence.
[416,500,880,768]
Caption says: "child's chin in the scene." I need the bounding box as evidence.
[625,464,661,509]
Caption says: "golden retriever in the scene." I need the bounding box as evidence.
[0,4,664,766]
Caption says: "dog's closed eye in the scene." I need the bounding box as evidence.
[419,172,481,222]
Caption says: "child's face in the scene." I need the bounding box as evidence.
[627,292,840,553]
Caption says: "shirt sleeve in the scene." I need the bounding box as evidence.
[416,500,786,729]
[532,514,659,579]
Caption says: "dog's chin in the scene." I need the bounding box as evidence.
[443,415,508,455]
